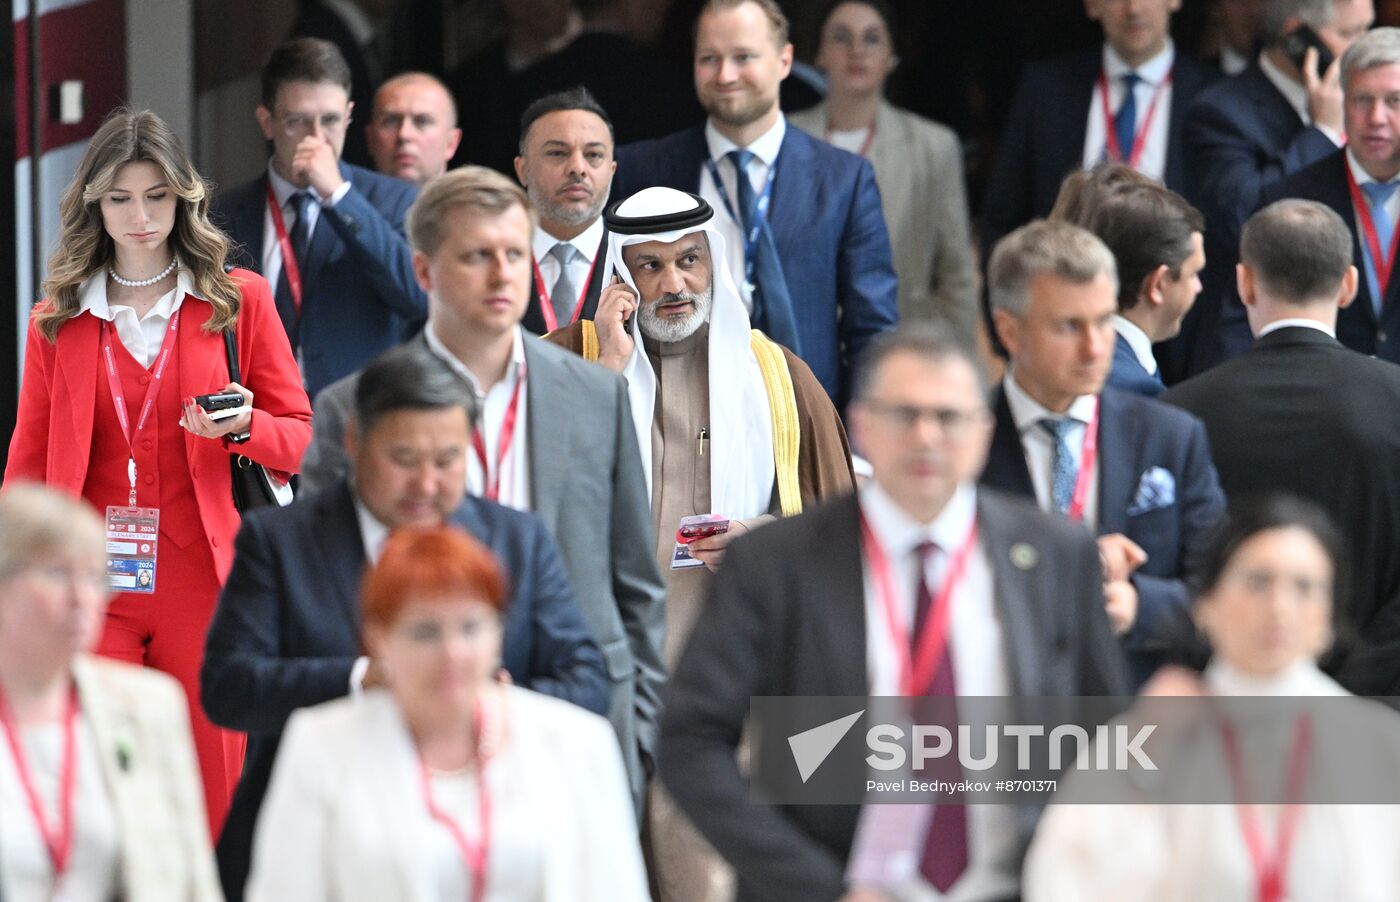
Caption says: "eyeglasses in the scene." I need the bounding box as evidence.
[861,400,989,437]
[274,112,349,137]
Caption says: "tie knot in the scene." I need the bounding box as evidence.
[549,242,579,265]
[1121,71,1141,90]
[1039,417,1078,443]
[1362,180,1400,208]
[913,540,941,563]
[290,190,315,215]
[727,148,756,173]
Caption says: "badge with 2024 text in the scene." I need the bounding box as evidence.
[104,506,159,593]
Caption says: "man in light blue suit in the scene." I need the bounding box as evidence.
[611,0,897,407]
[212,38,427,398]
[979,220,1225,687]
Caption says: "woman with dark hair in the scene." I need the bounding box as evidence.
[247,525,647,901]
[5,107,312,835]
[1025,494,1400,901]
[790,0,977,339]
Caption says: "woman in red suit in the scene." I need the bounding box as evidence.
[5,108,312,839]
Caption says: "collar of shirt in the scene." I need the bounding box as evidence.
[78,265,202,321]
[1102,38,1175,87]
[532,215,605,265]
[1345,146,1400,190]
[352,495,391,565]
[704,114,786,167]
[1221,44,1249,76]
[321,0,377,46]
[1259,52,1311,125]
[423,322,527,399]
[860,479,978,564]
[1113,314,1159,374]
[1003,370,1098,435]
[1257,317,1337,339]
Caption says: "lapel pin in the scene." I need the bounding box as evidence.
[116,740,133,773]
[1010,543,1038,570]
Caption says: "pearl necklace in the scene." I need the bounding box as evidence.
[109,256,178,288]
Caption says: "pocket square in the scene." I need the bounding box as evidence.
[1127,466,1175,516]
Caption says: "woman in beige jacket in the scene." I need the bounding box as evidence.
[790,0,978,340]
[0,484,221,902]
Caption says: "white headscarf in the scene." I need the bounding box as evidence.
[605,187,776,520]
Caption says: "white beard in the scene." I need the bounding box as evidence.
[638,282,714,343]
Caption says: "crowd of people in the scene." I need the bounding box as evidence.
[5,0,1400,899]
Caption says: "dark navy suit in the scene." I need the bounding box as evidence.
[212,162,427,398]
[980,384,1226,685]
[1108,331,1165,397]
[980,47,1218,256]
[201,481,606,900]
[1174,64,1339,378]
[1262,149,1400,363]
[613,122,898,405]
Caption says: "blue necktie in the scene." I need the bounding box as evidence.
[1361,181,1399,316]
[724,149,802,355]
[1114,72,1141,163]
[274,191,315,346]
[1040,417,1080,515]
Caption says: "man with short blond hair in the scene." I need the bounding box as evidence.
[613,0,898,406]
[301,166,668,812]
[366,71,462,185]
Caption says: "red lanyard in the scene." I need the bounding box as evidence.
[420,700,493,902]
[824,121,877,158]
[100,308,183,506]
[0,683,79,883]
[1066,398,1100,524]
[1098,67,1174,168]
[1346,165,1400,298]
[471,363,526,502]
[532,253,598,333]
[1220,714,1312,902]
[861,512,979,696]
[266,183,304,313]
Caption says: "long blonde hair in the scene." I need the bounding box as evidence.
[37,108,241,341]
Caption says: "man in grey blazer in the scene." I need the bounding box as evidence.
[659,326,1130,902]
[300,166,666,806]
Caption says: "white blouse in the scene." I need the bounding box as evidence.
[77,269,196,368]
[0,713,122,902]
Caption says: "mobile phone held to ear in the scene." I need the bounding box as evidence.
[1281,24,1335,75]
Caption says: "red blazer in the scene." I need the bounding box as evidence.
[5,269,312,581]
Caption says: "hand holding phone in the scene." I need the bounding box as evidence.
[595,273,638,372]
[1286,25,1344,134]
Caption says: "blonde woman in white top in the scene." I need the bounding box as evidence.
[0,484,221,902]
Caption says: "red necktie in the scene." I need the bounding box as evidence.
[913,540,968,892]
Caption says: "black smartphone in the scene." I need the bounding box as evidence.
[1281,25,1335,75]
[193,391,245,413]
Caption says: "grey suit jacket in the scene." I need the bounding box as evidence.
[790,101,977,340]
[658,487,1131,902]
[299,330,667,802]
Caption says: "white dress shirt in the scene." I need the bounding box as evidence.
[425,324,532,511]
[699,116,787,313]
[1002,372,1100,530]
[1257,318,1337,339]
[1259,53,1344,147]
[1220,45,1249,76]
[78,267,197,367]
[0,714,121,902]
[1082,41,1175,180]
[855,480,1019,901]
[260,162,353,299]
[532,216,605,316]
[1113,315,1158,375]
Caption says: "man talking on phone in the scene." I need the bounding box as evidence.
[544,186,853,902]
[1179,0,1374,376]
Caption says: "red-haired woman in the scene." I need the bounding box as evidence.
[246,525,648,901]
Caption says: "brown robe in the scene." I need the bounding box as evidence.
[543,321,855,902]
